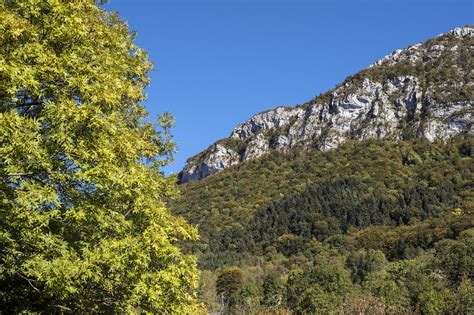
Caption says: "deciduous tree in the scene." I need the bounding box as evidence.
[0,0,202,312]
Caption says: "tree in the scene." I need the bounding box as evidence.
[261,274,283,308]
[216,267,244,308]
[379,258,447,314]
[0,1,202,313]
[447,278,474,314]
[286,264,352,313]
[346,249,387,283]
[434,238,474,286]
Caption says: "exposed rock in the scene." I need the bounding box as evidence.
[270,135,290,150]
[180,144,239,183]
[230,107,303,140]
[369,26,473,68]
[180,26,474,183]
[424,103,473,142]
[243,133,269,160]
[449,26,474,37]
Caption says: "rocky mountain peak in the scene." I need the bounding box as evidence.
[448,26,474,37]
[179,26,473,184]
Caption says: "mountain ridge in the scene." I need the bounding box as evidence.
[179,26,473,183]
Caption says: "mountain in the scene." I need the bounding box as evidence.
[173,27,474,314]
[179,26,473,184]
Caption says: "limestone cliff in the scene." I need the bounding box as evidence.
[179,26,473,184]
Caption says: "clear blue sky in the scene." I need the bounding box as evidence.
[104,0,473,175]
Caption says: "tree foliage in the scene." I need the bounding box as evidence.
[286,263,352,314]
[216,266,244,310]
[0,0,201,312]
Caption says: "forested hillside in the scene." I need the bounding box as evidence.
[173,136,473,313]
[174,137,472,252]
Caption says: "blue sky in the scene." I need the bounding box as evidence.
[104,0,473,175]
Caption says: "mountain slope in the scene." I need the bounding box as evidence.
[174,137,473,260]
[180,26,473,183]
[172,27,474,313]
[174,136,473,313]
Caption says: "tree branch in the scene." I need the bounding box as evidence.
[19,274,40,293]
[6,171,66,177]
[6,172,35,177]
[55,305,72,311]
[14,101,44,108]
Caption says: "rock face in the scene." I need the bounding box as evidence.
[179,26,474,183]
[179,144,240,183]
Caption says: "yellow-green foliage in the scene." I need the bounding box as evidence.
[0,1,202,313]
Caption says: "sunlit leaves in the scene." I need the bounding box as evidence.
[0,0,201,312]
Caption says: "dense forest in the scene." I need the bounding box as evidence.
[173,136,473,313]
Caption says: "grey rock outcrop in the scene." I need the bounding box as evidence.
[179,144,239,183]
[180,26,473,183]
[230,107,304,140]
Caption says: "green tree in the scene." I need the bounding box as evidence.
[447,278,474,314]
[216,266,244,308]
[261,274,284,308]
[286,264,352,313]
[346,249,387,283]
[384,258,447,314]
[0,0,202,313]
[434,238,474,286]
[362,271,411,308]
[277,233,306,256]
